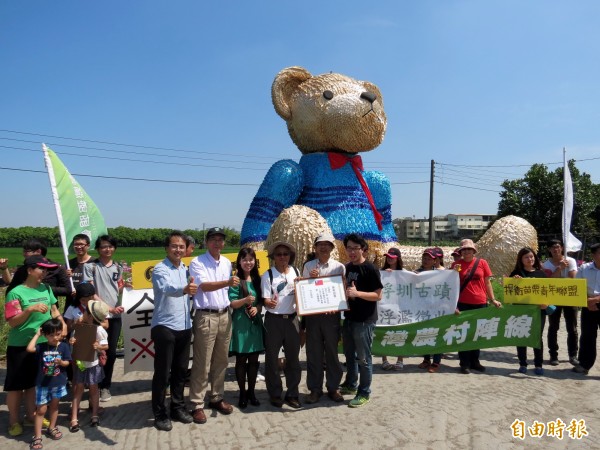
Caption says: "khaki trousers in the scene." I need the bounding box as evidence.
[189,310,232,409]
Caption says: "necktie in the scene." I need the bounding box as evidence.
[328,152,383,230]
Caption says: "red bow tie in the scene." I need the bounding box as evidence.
[328,153,383,230]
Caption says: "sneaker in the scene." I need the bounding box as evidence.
[381,360,393,371]
[549,359,560,366]
[392,361,404,371]
[8,422,23,437]
[572,365,589,375]
[100,389,112,402]
[339,385,357,396]
[534,367,544,376]
[569,357,580,366]
[256,371,265,382]
[518,366,527,374]
[348,395,370,408]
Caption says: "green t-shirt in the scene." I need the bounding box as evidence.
[6,284,57,346]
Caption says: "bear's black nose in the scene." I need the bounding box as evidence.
[360,91,377,104]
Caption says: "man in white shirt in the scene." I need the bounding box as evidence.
[543,239,579,366]
[262,241,302,409]
[189,228,239,424]
[302,233,346,404]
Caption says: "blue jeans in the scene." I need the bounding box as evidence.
[342,320,375,398]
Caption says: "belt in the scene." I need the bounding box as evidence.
[266,311,297,319]
[198,308,229,314]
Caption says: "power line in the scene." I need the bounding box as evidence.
[0,138,273,166]
[0,166,260,186]
[436,165,523,181]
[0,145,267,171]
[0,129,277,160]
[434,174,501,188]
[435,180,501,193]
[390,180,430,185]
[438,160,563,168]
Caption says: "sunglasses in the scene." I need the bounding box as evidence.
[274,252,290,257]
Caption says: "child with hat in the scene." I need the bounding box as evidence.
[69,299,109,431]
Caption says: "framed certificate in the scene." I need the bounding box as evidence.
[294,275,349,315]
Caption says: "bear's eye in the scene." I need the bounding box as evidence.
[323,90,334,100]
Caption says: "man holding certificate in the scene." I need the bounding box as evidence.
[302,233,346,405]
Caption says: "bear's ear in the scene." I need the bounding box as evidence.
[271,66,312,120]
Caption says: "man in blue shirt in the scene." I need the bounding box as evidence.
[151,231,198,431]
[573,243,600,375]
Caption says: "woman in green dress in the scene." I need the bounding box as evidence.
[229,248,264,408]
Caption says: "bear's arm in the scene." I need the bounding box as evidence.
[240,159,304,245]
[363,170,397,242]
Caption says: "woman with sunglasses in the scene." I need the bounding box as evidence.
[4,256,67,439]
[261,241,302,409]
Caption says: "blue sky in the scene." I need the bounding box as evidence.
[1,1,600,231]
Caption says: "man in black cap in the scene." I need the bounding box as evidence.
[189,228,239,424]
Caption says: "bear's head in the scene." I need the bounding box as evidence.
[272,66,387,155]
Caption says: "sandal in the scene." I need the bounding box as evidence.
[69,420,80,433]
[30,436,43,449]
[45,426,63,440]
[381,360,393,370]
[392,361,404,370]
[91,416,100,427]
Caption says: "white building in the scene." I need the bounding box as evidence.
[395,214,495,240]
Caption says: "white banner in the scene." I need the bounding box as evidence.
[378,270,460,326]
[122,288,156,373]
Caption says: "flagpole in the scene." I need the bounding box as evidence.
[43,143,75,291]
[563,147,567,249]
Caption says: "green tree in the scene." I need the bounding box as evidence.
[497,161,600,236]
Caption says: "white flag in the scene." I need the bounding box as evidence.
[563,149,582,252]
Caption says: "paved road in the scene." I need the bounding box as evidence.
[1,335,598,449]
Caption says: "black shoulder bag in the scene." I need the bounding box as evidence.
[460,258,480,292]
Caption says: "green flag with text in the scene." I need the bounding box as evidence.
[43,144,107,247]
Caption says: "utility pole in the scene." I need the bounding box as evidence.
[428,160,434,245]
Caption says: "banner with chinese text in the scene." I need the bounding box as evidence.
[122,288,156,373]
[372,304,541,356]
[378,270,459,325]
[503,278,587,307]
[131,251,269,289]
